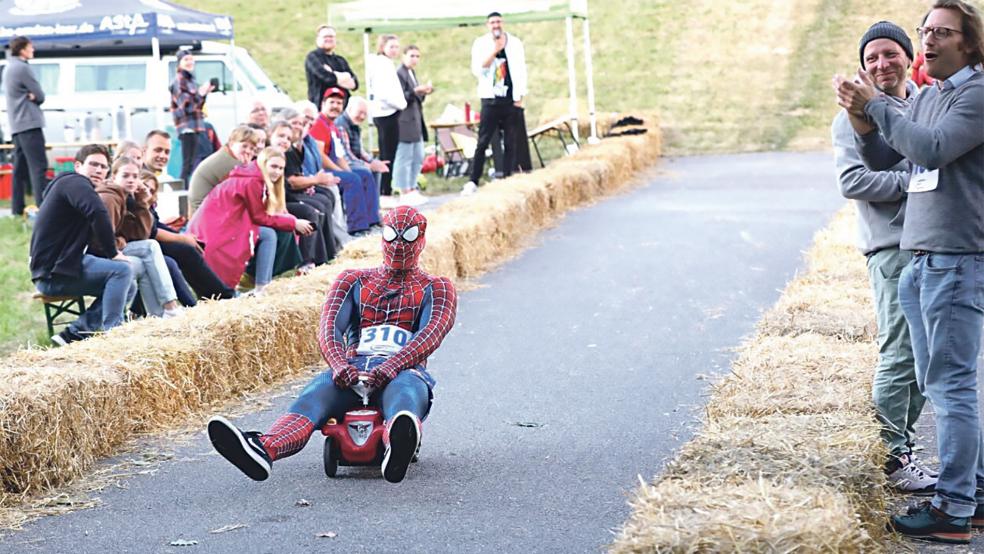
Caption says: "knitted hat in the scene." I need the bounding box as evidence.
[175,49,192,65]
[859,21,913,68]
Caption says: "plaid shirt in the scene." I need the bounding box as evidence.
[169,69,206,133]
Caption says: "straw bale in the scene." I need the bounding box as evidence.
[757,276,875,341]
[664,412,887,529]
[611,479,877,553]
[707,333,877,419]
[0,364,130,494]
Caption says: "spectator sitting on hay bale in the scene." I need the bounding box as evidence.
[97,157,183,319]
[141,130,237,301]
[188,146,314,294]
[310,87,381,236]
[279,108,342,263]
[30,144,136,346]
[188,125,263,216]
[269,117,333,274]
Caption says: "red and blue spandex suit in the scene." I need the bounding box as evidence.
[258,206,457,461]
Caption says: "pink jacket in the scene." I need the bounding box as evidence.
[188,161,296,287]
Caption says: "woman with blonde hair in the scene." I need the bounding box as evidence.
[189,146,314,293]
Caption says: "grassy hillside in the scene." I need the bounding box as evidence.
[184,0,933,154]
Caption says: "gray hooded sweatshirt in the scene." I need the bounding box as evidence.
[831,81,917,256]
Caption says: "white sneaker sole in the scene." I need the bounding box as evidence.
[207,416,271,481]
[382,411,419,484]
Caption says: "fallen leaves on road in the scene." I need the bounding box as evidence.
[295,499,311,507]
[512,421,545,428]
[169,539,198,546]
[316,531,338,539]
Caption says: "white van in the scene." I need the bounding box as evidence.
[0,40,293,146]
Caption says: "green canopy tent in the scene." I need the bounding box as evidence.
[329,0,599,143]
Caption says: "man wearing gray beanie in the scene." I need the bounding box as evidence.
[831,20,934,499]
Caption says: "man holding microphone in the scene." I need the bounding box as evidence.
[462,11,528,195]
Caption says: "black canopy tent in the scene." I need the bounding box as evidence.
[0,0,233,55]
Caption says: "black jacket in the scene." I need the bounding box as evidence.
[305,49,359,107]
[29,172,118,282]
[396,64,428,143]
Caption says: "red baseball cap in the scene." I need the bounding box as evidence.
[323,86,346,99]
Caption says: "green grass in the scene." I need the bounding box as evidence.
[0,216,48,354]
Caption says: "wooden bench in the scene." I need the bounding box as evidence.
[33,293,86,337]
[527,117,580,168]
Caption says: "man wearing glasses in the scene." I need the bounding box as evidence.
[29,144,137,346]
[835,0,984,544]
[832,21,938,497]
[305,25,359,107]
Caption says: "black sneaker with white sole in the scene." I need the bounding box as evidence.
[382,411,420,484]
[207,416,272,481]
[51,328,83,347]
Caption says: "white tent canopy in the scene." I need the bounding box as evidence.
[329,0,599,143]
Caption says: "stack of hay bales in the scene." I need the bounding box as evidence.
[0,115,661,506]
[612,205,891,552]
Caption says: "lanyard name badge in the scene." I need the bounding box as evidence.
[356,324,411,356]
[909,165,939,193]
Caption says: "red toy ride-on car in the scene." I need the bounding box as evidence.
[321,375,388,477]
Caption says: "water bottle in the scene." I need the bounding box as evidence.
[113,106,126,141]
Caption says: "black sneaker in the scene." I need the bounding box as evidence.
[207,416,272,481]
[51,328,83,347]
[973,502,984,529]
[893,501,971,544]
[382,411,420,484]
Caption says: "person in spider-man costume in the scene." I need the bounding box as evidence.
[207,206,457,483]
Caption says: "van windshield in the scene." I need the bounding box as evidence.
[76,64,145,92]
[234,55,271,92]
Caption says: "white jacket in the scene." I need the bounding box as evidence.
[471,32,527,102]
[367,54,407,118]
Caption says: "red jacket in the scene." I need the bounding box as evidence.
[188,161,296,287]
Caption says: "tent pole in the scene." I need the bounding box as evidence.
[363,31,375,148]
[582,17,599,144]
[230,38,239,126]
[564,15,579,142]
[152,36,165,132]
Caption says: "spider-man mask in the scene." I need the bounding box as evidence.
[381,206,427,270]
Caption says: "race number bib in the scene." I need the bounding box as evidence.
[909,166,939,193]
[356,325,411,356]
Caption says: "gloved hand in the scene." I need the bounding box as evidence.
[366,366,398,390]
[333,365,359,388]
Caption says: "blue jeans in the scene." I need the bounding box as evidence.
[899,253,984,517]
[335,167,381,233]
[287,356,432,428]
[254,226,277,286]
[35,254,137,334]
[123,239,177,316]
[393,140,424,193]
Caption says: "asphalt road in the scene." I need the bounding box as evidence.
[1,152,847,554]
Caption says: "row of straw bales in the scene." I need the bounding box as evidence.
[0,117,662,509]
[612,205,895,552]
